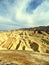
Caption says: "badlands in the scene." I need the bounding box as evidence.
[0,26,49,65]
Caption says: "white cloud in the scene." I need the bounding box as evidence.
[31,1,49,26]
[0,16,12,22]
[15,0,33,27]
[0,0,49,30]
[15,0,49,27]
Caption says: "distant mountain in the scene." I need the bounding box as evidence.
[20,26,49,33]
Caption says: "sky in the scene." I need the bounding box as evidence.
[0,0,49,30]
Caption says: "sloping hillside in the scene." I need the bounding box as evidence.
[0,26,49,53]
[0,51,49,65]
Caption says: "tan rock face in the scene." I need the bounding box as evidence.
[0,29,49,53]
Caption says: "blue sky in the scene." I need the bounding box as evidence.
[0,0,49,30]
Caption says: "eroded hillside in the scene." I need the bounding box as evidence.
[0,27,49,65]
[0,28,49,53]
[0,26,49,53]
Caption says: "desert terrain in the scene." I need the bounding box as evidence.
[0,50,49,65]
[0,26,49,65]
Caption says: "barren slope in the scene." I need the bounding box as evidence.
[0,51,49,65]
[0,26,49,53]
[0,27,49,65]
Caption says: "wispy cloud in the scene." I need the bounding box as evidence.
[0,0,49,30]
[15,0,49,27]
